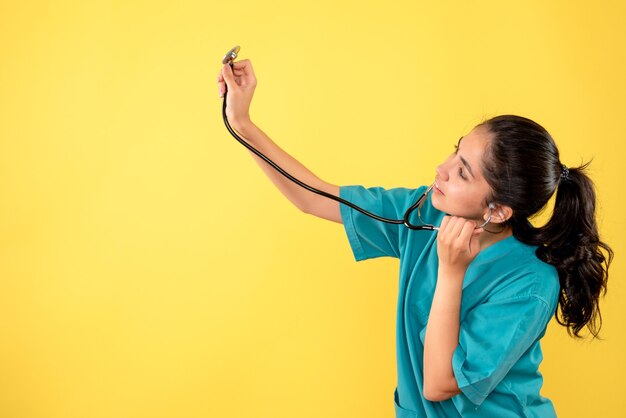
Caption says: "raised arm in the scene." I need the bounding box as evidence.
[217,60,342,224]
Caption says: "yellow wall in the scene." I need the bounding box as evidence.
[1,1,624,417]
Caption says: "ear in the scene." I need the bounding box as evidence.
[484,203,513,224]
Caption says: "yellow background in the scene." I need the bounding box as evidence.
[1,1,624,417]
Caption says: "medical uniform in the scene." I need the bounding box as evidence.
[339,185,560,418]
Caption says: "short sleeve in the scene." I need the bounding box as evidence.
[339,185,426,261]
[451,295,552,406]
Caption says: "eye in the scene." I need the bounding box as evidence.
[458,166,467,180]
[453,143,459,154]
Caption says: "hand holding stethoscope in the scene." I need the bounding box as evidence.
[216,50,256,129]
[437,215,486,272]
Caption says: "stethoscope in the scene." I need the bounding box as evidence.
[221,45,494,231]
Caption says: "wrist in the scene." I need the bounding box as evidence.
[431,276,463,314]
[438,264,466,278]
[231,118,255,135]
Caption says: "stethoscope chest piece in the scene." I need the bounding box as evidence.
[222,45,241,65]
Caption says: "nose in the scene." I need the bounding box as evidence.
[436,162,449,181]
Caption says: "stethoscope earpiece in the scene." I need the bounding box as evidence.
[477,203,496,228]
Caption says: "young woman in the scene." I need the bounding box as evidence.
[217,60,613,417]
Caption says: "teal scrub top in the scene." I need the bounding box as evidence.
[339,185,560,418]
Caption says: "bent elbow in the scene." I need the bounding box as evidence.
[423,383,461,402]
[423,388,449,402]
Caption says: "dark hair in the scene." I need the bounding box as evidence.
[477,114,613,339]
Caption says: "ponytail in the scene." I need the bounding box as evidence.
[531,162,613,338]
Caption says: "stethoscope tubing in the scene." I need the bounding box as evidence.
[221,61,440,231]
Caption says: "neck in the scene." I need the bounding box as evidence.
[477,224,513,250]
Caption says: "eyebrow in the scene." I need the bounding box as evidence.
[456,136,475,179]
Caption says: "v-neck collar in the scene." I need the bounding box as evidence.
[473,234,520,263]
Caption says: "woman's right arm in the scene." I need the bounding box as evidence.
[217,60,342,224]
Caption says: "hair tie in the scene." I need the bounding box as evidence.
[560,164,569,181]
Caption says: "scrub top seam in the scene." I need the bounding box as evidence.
[339,186,366,261]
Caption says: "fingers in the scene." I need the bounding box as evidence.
[216,59,256,98]
[438,216,464,240]
[439,216,479,247]
[458,220,476,250]
[231,59,253,76]
[216,66,227,98]
[449,217,467,239]
[217,60,253,80]
[217,63,236,98]
[221,63,235,86]
[437,216,485,268]
[439,216,451,232]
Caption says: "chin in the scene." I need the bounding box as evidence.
[430,192,444,211]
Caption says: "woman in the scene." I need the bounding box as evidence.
[217,60,613,417]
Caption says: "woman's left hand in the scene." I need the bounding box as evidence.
[436,216,484,273]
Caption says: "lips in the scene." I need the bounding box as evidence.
[434,182,445,195]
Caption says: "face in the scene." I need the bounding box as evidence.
[430,125,493,223]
